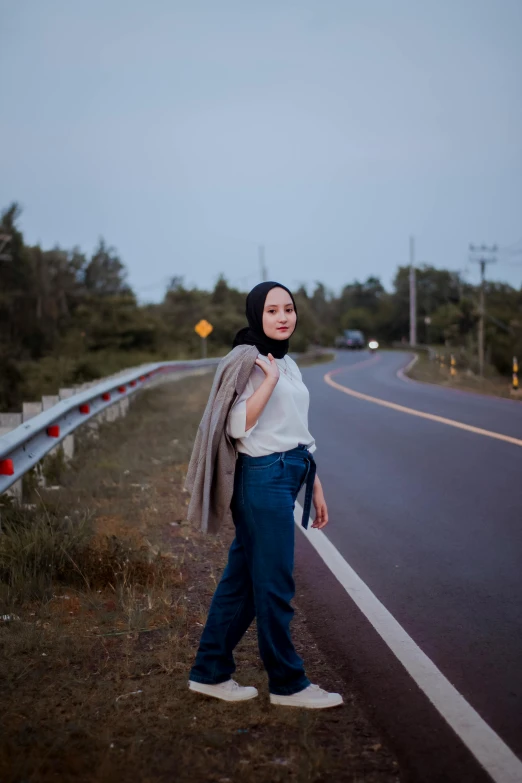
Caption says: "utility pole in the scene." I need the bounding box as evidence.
[259,244,268,282]
[409,235,417,346]
[469,244,497,377]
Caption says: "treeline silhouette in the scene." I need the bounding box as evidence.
[1,203,520,410]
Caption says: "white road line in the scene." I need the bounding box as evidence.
[294,501,522,783]
[324,370,522,448]
[396,353,419,383]
[328,353,381,376]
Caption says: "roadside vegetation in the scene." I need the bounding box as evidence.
[0,374,400,783]
[405,349,520,400]
[2,202,520,412]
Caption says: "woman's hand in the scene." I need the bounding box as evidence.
[255,353,280,385]
[312,475,329,529]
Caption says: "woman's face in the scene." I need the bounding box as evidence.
[262,287,297,341]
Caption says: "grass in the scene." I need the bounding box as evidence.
[406,352,520,401]
[0,372,400,782]
[0,509,93,604]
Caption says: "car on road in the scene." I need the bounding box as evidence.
[334,329,366,350]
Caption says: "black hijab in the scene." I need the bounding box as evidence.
[232,281,297,359]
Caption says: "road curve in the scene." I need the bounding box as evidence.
[295,350,522,782]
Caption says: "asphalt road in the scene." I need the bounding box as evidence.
[296,350,522,783]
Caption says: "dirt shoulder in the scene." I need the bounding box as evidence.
[405,352,520,402]
[0,373,401,783]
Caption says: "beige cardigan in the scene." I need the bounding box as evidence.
[184,345,259,533]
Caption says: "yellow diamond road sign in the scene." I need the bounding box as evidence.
[195,319,213,339]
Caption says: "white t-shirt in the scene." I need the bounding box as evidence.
[226,353,316,457]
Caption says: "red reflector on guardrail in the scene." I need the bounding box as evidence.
[129,380,136,387]
[0,459,14,476]
[79,404,90,414]
[139,376,145,382]
[102,392,111,401]
[118,386,126,393]
[47,425,60,438]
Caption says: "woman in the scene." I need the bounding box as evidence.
[186,281,343,709]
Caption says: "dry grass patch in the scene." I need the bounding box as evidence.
[0,372,401,782]
[407,352,520,401]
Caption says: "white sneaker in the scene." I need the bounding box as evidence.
[270,683,343,709]
[188,679,258,702]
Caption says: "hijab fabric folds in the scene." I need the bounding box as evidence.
[232,281,297,359]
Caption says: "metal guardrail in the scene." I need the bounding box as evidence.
[0,358,220,495]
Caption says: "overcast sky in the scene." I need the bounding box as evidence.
[2,0,521,300]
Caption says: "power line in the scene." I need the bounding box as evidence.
[498,248,522,259]
[496,238,522,263]
[498,237,522,252]
[486,313,513,334]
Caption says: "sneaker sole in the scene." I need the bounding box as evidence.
[188,681,258,702]
[269,694,344,709]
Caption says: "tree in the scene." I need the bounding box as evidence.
[340,276,386,312]
[337,276,389,340]
[392,265,464,344]
[1,201,520,411]
[84,239,131,297]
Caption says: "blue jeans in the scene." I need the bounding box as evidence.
[189,445,314,695]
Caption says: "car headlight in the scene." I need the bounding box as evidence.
[368,340,379,350]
